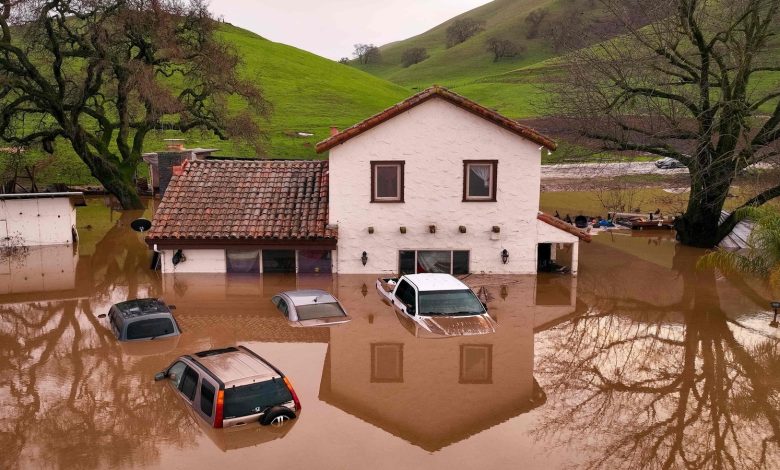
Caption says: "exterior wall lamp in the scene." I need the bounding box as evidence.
[501,249,509,264]
[771,301,780,327]
[361,251,368,266]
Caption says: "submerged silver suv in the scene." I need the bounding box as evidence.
[155,346,301,428]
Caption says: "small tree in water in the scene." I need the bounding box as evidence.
[549,0,780,247]
[0,1,270,209]
[698,206,780,293]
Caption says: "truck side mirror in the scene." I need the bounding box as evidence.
[154,371,167,381]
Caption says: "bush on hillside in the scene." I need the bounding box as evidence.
[401,47,429,67]
[353,44,382,64]
[525,8,549,39]
[485,38,523,62]
[446,18,485,48]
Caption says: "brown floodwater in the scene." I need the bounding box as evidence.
[1,198,778,469]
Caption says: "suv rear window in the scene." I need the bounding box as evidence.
[126,318,175,340]
[223,380,293,418]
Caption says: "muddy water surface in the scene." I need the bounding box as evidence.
[1,199,778,469]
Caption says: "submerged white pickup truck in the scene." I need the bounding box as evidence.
[376,273,497,337]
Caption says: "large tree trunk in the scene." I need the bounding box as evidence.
[86,157,144,209]
[97,169,144,209]
[72,135,144,210]
[674,168,733,248]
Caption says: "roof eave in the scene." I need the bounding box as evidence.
[315,86,557,153]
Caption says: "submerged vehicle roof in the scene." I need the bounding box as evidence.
[279,289,339,306]
[192,347,279,385]
[403,273,469,291]
[113,298,170,318]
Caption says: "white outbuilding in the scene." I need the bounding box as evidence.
[0,192,86,247]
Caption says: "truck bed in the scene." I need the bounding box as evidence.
[375,277,398,302]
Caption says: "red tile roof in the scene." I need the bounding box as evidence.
[146,159,336,245]
[538,212,592,242]
[316,85,557,153]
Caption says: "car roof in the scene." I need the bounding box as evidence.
[403,273,469,291]
[193,347,278,385]
[113,298,170,319]
[279,289,338,306]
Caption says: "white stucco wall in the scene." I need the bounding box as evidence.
[0,197,77,246]
[536,219,580,244]
[160,249,226,274]
[328,97,546,274]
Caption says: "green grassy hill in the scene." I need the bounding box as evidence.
[37,24,410,185]
[353,0,643,118]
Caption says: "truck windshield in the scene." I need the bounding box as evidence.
[223,379,293,419]
[418,290,485,316]
[295,302,346,320]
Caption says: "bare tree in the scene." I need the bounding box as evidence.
[338,57,350,65]
[525,8,549,39]
[485,37,522,62]
[352,43,381,64]
[0,1,269,209]
[445,18,485,48]
[535,249,780,468]
[401,47,429,68]
[550,0,780,247]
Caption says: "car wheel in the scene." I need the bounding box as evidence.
[261,406,296,426]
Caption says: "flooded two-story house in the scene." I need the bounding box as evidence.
[145,86,589,275]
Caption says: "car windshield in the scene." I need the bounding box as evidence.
[418,290,485,316]
[223,380,293,419]
[294,302,347,321]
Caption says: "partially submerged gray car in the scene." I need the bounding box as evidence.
[107,298,181,341]
[272,290,351,327]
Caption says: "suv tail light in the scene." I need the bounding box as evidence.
[283,376,301,412]
[214,389,225,428]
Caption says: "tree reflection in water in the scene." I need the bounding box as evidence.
[0,210,197,469]
[535,246,780,469]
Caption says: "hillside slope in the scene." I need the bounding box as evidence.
[41,24,410,185]
[354,0,643,119]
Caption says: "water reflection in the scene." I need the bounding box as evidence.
[319,274,576,451]
[1,198,778,469]
[535,240,780,469]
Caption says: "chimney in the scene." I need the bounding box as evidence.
[164,138,186,151]
[329,126,339,137]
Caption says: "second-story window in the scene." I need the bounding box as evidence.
[371,161,404,202]
[463,160,497,201]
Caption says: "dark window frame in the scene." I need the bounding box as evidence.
[370,343,404,383]
[462,160,498,202]
[371,161,405,203]
[459,344,493,384]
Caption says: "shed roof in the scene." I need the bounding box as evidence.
[315,86,557,153]
[0,191,86,206]
[537,212,592,242]
[146,159,336,245]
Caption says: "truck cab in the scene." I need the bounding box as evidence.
[376,273,497,337]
